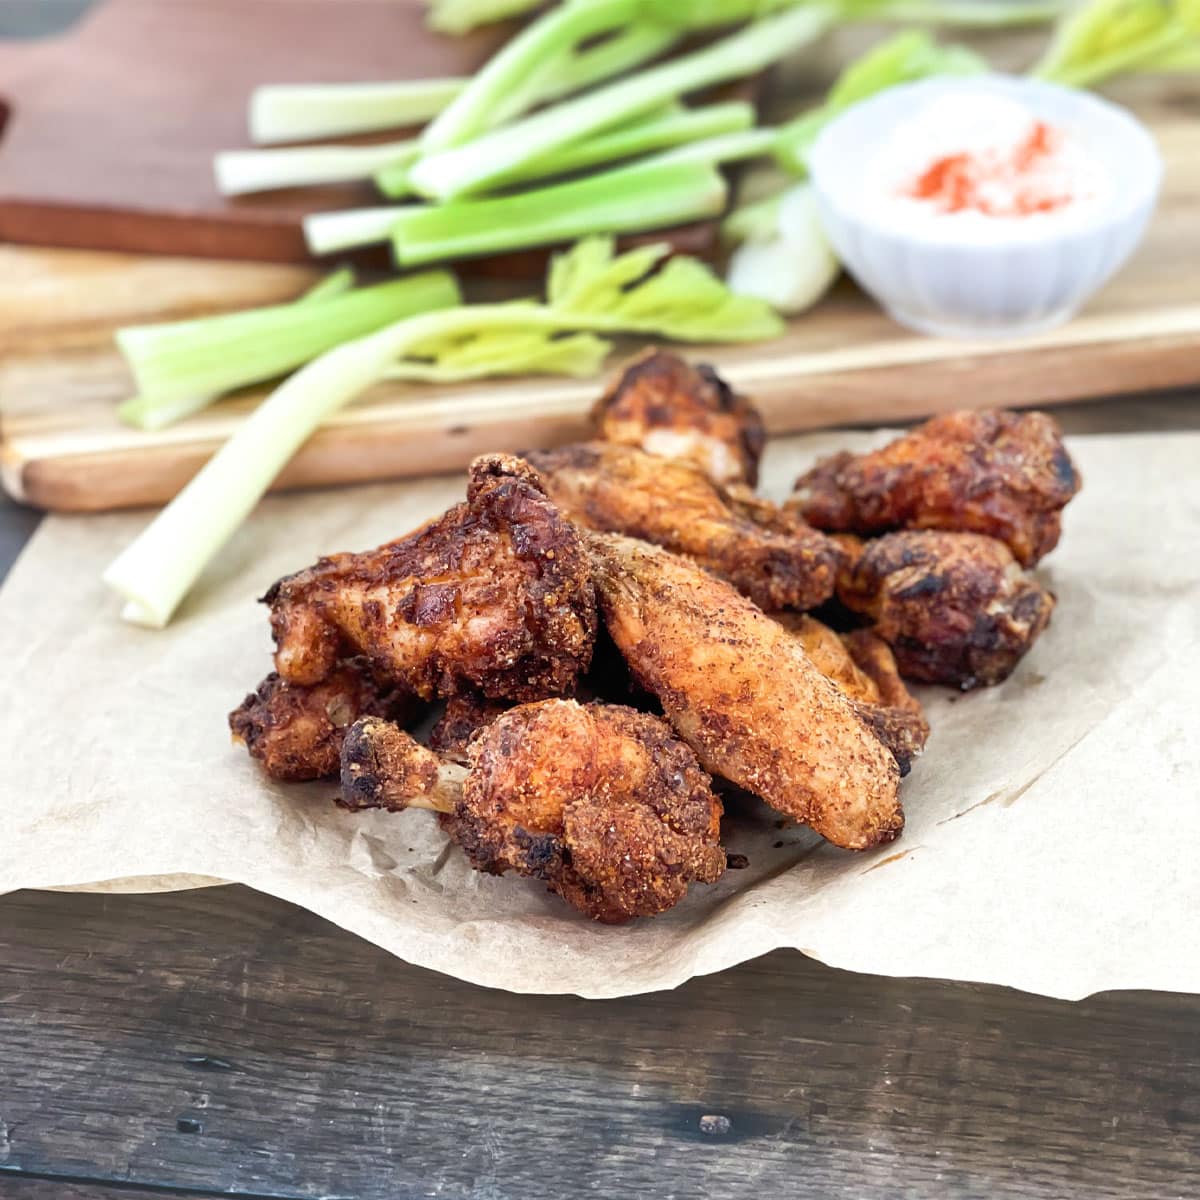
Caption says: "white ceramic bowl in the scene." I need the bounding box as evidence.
[808,75,1163,339]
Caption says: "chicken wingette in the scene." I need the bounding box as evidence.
[790,409,1081,566]
[591,348,765,487]
[588,532,903,850]
[340,700,725,923]
[265,455,597,702]
[837,530,1057,689]
[527,441,842,612]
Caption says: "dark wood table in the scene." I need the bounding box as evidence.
[3,393,1200,1199]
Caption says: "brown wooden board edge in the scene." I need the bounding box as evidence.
[7,326,1200,513]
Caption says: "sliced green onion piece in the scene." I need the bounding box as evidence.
[391,160,728,265]
[250,78,463,145]
[116,271,461,409]
[215,140,419,196]
[407,5,836,200]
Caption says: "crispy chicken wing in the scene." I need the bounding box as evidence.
[771,614,930,774]
[428,695,511,764]
[588,533,903,850]
[266,455,597,701]
[527,441,841,611]
[340,702,725,923]
[229,658,417,782]
[790,410,1082,566]
[838,530,1056,689]
[592,348,765,486]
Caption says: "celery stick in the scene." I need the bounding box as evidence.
[250,79,463,145]
[538,22,680,103]
[116,271,460,408]
[304,207,410,255]
[392,101,753,197]
[422,0,638,152]
[117,269,359,432]
[426,0,545,34]
[407,6,836,200]
[103,237,781,626]
[652,127,781,167]
[215,140,419,196]
[391,161,728,265]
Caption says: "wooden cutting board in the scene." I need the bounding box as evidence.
[0,0,507,261]
[2,75,1199,513]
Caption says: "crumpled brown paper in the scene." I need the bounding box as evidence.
[2,430,1198,1000]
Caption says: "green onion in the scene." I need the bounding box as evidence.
[379,101,754,197]
[391,160,728,265]
[115,270,460,415]
[103,237,780,627]
[249,78,463,145]
[215,139,420,197]
[407,5,836,200]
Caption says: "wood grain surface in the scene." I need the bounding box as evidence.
[2,885,1199,1200]
[0,0,503,260]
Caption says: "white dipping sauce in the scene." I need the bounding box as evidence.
[861,93,1112,237]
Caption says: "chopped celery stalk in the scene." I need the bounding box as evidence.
[391,160,728,266]
[117,269,359,432]
[215,140,419,196]
[407,5,836,200]
[250,79,463,145]
[425,101,753,196]
[722,192,784,245]
[1033,0,1200,86]
[103,237,780,627]
[423,0,639,152]
[652,127,781,167]
[841,0,1066,23]
[426,0,544,34]
[726,185,840,314]
[115,271,460,409]
[304,207,409,255]
[538,23,680,103]
[298,267,358,303]
[775,31,986,174]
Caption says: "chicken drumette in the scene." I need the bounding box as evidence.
[266,455,597,702]
[588,532,903,850]
[789,409,1081,566]
[340,700,725,923]
[837,530,1057,690]
[229,658,418,782]
[591,348,765,487]
[772,614,930,774]
[526,442,842,612]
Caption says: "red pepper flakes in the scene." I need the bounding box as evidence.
[904,120,1074,217]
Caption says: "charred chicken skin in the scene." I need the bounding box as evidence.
[266,455,597,702]
[526,441,842,612]
[837,530,1056,690]
[588,532,903,850]
[591,348,766,487]
[229,658,417,782]
[772,614,930,774]
[790,409,1081,566]
[428,694,511,764]
[340,701,725,923]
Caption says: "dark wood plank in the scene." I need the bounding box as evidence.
[0,1178,227,1199]
[1,886,1198,1200]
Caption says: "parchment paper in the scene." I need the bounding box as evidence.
[2,430,1197,1000]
